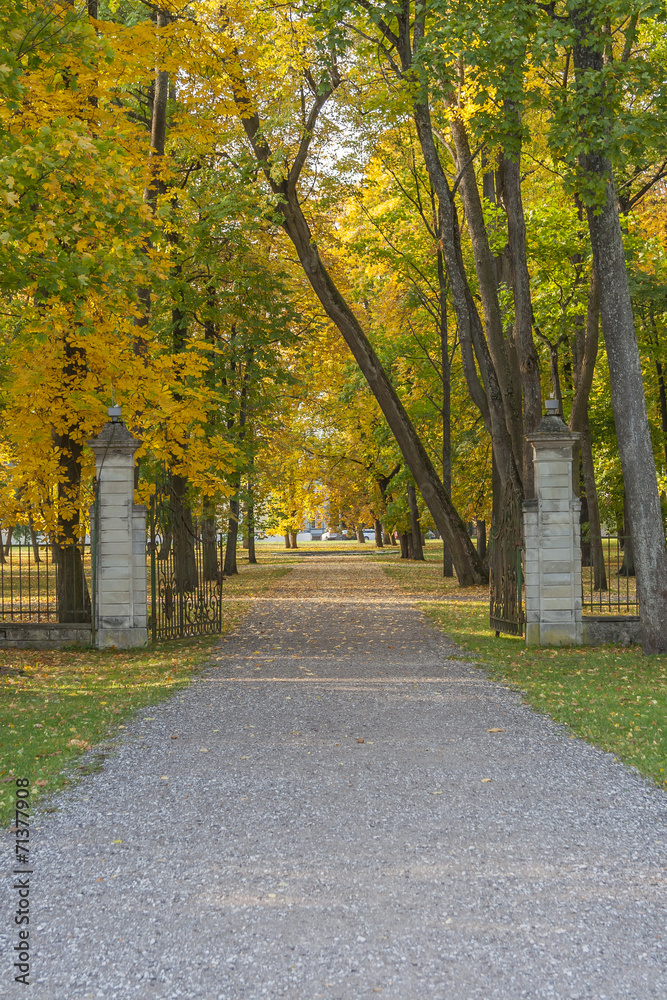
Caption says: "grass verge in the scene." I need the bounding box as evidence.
[0,638,216,825]
[1,559,292,825]
[383,560,666,789]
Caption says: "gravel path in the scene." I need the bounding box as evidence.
[2,555,665,999]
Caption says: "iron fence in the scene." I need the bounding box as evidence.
[0,533,92,623]
[148,484,224,641]
[581,534,638,614]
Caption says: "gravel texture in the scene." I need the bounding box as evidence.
[1,555,665,999]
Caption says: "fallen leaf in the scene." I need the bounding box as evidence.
[481,778,492,783]
[356,738,365,743]
[198,748,210,753]
[34,779,48,786]
[171,734,179,740]
[267,893,276,898]
[487,728,506,733]
[160,775,169,780]
[429,790,443,795]
[112,839,122,844]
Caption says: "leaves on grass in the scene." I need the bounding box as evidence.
[0,638,218,825]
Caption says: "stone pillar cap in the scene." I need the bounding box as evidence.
[527,415,580,443]
[87,421,142,454]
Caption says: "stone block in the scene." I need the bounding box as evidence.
[540,586,576,601]
[525,622,541,645]
[98,565,131,581]
[538,466,571,483]
[97,626,147,649]
[98,518,129,534]
[541,572,574,587]
[540,608,578,623]
[99,581,132,598]
[539,622,583,646]
[99,555,132,569]
[537,499,571,513]
[99,467,134,483]
[99,605,132,620]
[540,598,576,614]
[98,479,132,496]
[540,548,572,564]
[100,529,132,545]
[538,486,571,500]
[98,503,129,518]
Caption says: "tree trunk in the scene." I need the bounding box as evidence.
[620,494,636,577]
[246,480,257,565]
[29,517,41,563]
[569,270,606,589]
[4,526,13,557]
[224,493,239,576]
[281,190,484,582]
[656,357,667,468]
[399,532,409,559]
[374,519,384,547]
[572,5,667,651]
[52,331,91,623]
[202,515,219,582]
[52,435,91,624]
[290,532,298,549]
[136,14,169,336]
[226,66,485,585]
[450,116,524,480]
[438,250,454,578]
[172,473,198,591]
[414,97,518,496]
[407,483,425,561]
[476,519,487,562]
[284,534,291,549]
[356,527,366,543]
[580,424,607,591]
[497,134,543,497]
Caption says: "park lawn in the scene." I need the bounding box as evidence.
[0,561,291,826]
[383,558,667,789]
[0,638,216,826]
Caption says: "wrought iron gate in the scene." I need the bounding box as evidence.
[489,475,524,636]
[148,479,224,641]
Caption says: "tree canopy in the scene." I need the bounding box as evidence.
[2,0,667,643]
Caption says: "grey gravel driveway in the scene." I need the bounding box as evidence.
[2,554,665,999]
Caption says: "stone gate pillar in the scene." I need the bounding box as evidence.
[87,408,147,649]
[523,401,583,646]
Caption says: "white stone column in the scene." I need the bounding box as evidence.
[523,411,582,646]
[87,412,147,649]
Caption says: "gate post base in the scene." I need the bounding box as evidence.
[526,622,583,647]
[96,627,148,650]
